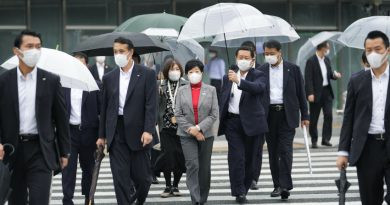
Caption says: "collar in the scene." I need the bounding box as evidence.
[17,66,37,80]
[371,63,389,79]
[270,60,283,70]
[191,82,202,89]
[97,62,105,68]
[316,52,325,61]
[120,60,135,76]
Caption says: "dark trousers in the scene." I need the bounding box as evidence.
[110,117,152,205]
[210,79,222,100]
[9,140,52,205]
[356,137,390,205]
[266,107,295,190]
[309,86,333,143]
[62,125,97,205]
[253,134,265,183]
[225,116,262,196]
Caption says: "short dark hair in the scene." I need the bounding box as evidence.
[361,51,368,65]
[162,59,184,79]
[14,30,42,48]
[185,59,204,74]
[73,52,88,64]
[132,52,141,64]
[316,41,329,50]
[235,46,255,58]
[241,41,256,52]
[263,40,282,51]
[364,30,390,48]
[114,37,134,50]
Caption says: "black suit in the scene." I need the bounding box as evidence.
[89,63,114,82]
[99,64,157,204]
[339,69,390,205]
[218,68,268,196]
[62,87,100,205]
[259,61,309,190]
[304,55,337,143]
[0,68,70,205]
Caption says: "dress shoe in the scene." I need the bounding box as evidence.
[312,142,318,148]
[321,140,332,147]
[270,187,281,197]
[152,175,160,184]
[250,180,259,190]
[280,188,290,201]
[85,198,94,205]
[235,194,248,204]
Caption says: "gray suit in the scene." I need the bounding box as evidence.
[175,83,219,204]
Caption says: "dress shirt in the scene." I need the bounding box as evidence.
[270,61,284,104]
[17,67,38,134]
[191,82,202,124]
[118,61,134,115]
[316,53,329,86]
[97,63,105,81]
[228,71,248,114]
[204,58,226,80]
[69,88,83,125]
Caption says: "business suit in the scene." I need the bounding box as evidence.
[259,61,309,191]
[339,69,390,205]
[305,54,337,144]
[218,68,268,197]
[99,64,157,204]
[0,68,70,205]
[175,83,219,205]
[89,63,114,82]
[62,87,100,205]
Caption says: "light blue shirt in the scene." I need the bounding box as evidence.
[205,58,226,80]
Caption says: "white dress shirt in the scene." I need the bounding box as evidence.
[316,53,329,86]
[17,67,38,134]
[270,61,284,104]
[228,71,248,114]
[118,61,134,115]
[69,88,83,125]
[97,63,105,81]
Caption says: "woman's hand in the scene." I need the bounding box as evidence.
[187,126,200,136]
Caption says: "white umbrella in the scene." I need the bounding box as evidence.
[296,31,343,72]
[211,15,300,47]
[1,48,99,91]
[302,125,313,175]
[142,28,179,38]
[338,16,390,49]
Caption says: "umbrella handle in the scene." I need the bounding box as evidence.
[3,143,15,156]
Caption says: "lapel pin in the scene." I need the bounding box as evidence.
[137,74,141,77]
[42,78,46,81]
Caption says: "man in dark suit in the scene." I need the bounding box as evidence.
[304,41,341,148]
[96,37,156,205]
[259,40,309,200]
[0,30,70,205]
[337,31,390,205]
[90,56,114,82]
[218,46,268,203]
[61,52,100,205]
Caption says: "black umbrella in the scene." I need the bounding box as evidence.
[73,32,169,57]
[335,168,351,205]
[0,143,15,205]
[88,145,105,205]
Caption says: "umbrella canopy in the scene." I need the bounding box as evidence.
[142,28,179,38]
[335,168,351,205]
[338,16,390,49]
[1,48,99,91]
[115,12,187,33]
[211,14,300,47]
[296,31,343,72]
[88,145,105,205]
[72,32,169,57]
[0,144,14,205]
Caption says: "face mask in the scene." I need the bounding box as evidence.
[265,55,278,65]
[96,56,105,64]
[168,70,181,81]
[237,59,252,72]
[188,73,202,84]
[19,48,41,67]
[367,51,388,69]
[114,53,129,68]
[364,66,370,71]
[209,53,216,59]
[325,49,330,56]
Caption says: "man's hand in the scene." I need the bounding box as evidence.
[96,138,106,148]
[60,157,68,169]
[336,156,348,170]
[334,71,342,79]
[141,132,153,147]
[0,144,4,160]
[308,95,315,103]
[195,132,206,141]
[301,120,310,128]
[228,70,239,84]
[187,127,199,137]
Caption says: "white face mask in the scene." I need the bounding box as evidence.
[325,49,330,56]
[209,53,216,59]
[19,48,41,67]
[114,53,129,68]
[168,70,181,82]
[367,51,388,69]
[237,59,252,72]
[265,55,278,65]
[96,56,105,64]
[364,66,371,71]
[188,73,202,84]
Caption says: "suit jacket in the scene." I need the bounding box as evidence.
[175,83,219,138]
[98,64,157,151]
[218,68,268,136]
[0,68,70,170]
[304,55,337,103]
[89,63,114,82]
[338,70,390,166]
[259,61,309,128]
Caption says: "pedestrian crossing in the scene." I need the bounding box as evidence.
[49,147,369,204]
